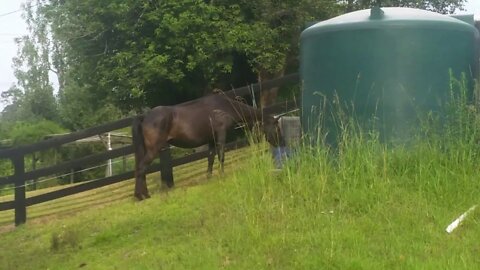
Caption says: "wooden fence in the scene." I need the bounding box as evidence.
[0,73,299,226]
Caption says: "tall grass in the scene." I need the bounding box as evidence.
[210,74,480,268]
[2,76,480,269]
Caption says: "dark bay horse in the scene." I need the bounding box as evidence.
[132,93,285,200]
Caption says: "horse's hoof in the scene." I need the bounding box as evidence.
[134,193,144,201]
[134,192,151,200]
[160,181,174,190]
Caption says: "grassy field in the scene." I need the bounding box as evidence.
[2,90,480,269]
[0,146,252,228]
[1,134,480,269]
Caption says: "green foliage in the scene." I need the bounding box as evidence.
[50,226,80,251]
[1,127,480,268]
[1,1,59,125]
[5,0,464,119]
[10,0,59,121]
[1,77,479,267]
[344,0,467,14]
[58,79,123,130]
[9,120,65,146]
[12,36,58,121]
[34,0,343,111]
[56,143,108,184]
[0,160,13,179]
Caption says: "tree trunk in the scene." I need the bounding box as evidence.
[259,69,285,108]
[347,0,355,12]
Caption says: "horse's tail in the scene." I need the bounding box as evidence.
[132,115,145,166]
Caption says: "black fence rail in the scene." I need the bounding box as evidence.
[0,73,300,227]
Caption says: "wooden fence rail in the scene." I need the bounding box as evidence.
[0,73,300,226]
[223,73,299,98]
[0,139,249,212]
[0,117,135,159]
[0,145,134,186]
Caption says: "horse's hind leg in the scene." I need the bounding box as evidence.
[134,154,149,200]
[134,148,157,199]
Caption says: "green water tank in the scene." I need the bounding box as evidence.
[301,7,480,144]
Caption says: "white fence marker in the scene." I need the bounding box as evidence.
[106,132,112,177]
[445,205,477,234]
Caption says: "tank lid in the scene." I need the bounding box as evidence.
[302,7,478,37]
[449,14,475,26]
[370,6,385,20]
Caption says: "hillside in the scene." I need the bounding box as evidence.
[0,146,252,228]
[1,139,480,269]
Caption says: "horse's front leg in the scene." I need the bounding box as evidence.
[207,142,215,178]
[210,110,232,176]
[216,131,226,175]
[159,147,174,189]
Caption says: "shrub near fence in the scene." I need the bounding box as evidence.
[0,73,300,227]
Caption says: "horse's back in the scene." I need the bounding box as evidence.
[174,94,224,107]
[147,102,215,147]
[141,95,244,148]
[144,106,174,127]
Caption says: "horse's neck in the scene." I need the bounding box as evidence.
[227,101,263,124]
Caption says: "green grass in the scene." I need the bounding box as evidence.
[0,146,253,227]
[1,136,480,269]
[2,81,480,269]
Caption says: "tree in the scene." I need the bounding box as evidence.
[42,0,248,111]
[0,85,29,122]
[14,0,466,115]
[9,120,65,146]
[2,120,66,189]
[2,0,60,123]
[220,0,342,106]
[345,0,466,14]
[39,0,342,109]
[58,79,122,130]
[11,35,57,121]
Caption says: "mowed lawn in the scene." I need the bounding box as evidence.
[1,140,480,270]
[0,146,253,229]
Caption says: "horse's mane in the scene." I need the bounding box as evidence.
[177,92,250,108]
[172,92,271,124]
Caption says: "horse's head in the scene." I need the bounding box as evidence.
[263,115,285,147]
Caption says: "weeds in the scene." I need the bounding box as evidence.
[50,225,80,251]
[2,75,480,269]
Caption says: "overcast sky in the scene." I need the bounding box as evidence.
[0,1,480,111]
[0,1,27,104]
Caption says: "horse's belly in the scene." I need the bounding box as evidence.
[168,114,214,148]
[168,138,208,148]
[167,127,212,148]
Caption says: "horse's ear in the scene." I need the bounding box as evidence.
[273,115,281,123]
[212,88,223,94]
[235,96,246,103]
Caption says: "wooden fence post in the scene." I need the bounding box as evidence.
[13,155,26,226]
[70,169,74,184]
[32,152,37,190]
[159,148,174,188]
